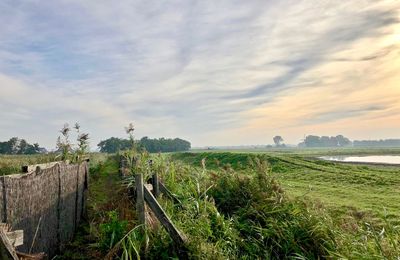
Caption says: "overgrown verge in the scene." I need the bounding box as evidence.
[57,154,137,259]
[170,152,400,259]
[113,154,339,259]
[61,150,399,259]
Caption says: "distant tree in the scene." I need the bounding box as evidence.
[320,136,330,147]
[139,137,191,153]
[97,137,131,153]
[301,135,352,148]
[336,135,351,147]
[353,139,400,147]
[18,139,28,154]
[304,135,321,147]
[97,136,191,153]
[0,137,44,154]
[273,136,284,147]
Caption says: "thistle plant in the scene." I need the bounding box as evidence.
[57,123,72,161]
[122,123,137,171]
[75,123,90,163]
[122,123,152,179]
[56,122,90,163]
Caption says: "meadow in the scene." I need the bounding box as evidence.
[172,149,400,221]
[0,152,108,175]
[1,148,399,259]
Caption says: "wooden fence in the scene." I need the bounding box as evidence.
[0,160,89,258]
[120,158,187,255]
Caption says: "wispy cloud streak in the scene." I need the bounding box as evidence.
[0,0,399,147]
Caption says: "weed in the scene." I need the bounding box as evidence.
[99,210,128,252]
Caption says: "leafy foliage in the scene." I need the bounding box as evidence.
[273,135,284,147]
[0,137,45,154]
[97,136,191,153]
[354,139,400,147]
[208,158,335,258]
[170,151,400,258]
[299,134,352,147]
[97,137,131,153]
[99,211,128,251]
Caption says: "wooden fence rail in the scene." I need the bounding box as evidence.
[143,185,186,246]
[127,160,187,253]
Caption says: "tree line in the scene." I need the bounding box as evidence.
[0,137,46,154]
[298,135,400,148]
[298,135,351,147]
[97,136,191,153]
[353,139,400,147]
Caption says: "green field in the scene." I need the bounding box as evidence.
[0,152,108,175]
[173,149,400,221]
[2,148,399,258]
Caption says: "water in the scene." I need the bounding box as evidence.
[320,155,400,165]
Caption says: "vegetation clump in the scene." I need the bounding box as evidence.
[98,135,191,153]
[209,158,335,259]
[114,152,338,259]
[56,122,90,162]
[99,210,128,251]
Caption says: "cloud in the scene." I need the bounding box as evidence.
[306,106,388,124]
[0,0,399,147]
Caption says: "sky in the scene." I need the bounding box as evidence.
[0,0,399,149]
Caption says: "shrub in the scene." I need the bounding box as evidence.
[209,158,336,258]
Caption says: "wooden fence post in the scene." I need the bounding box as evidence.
[149,160,160,198]
[135,173,146,227]
[152,172,159,198]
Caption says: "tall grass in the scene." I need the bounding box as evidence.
[0,153,57,175]
[171,152,400,259]
[116,153,348,259]
[208,158,336,259]
[0,152,109,175]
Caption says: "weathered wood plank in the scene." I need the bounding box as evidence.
[6,230,23,247]
[22,161,68,173]
[0,228,19,260]
[143,185,187,247]
[144,184,153,191]
[152,172,160,198]
[135,174,145,226]
[16,251,46,260]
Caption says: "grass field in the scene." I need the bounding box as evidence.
[0,152,108,175]
[172,149,400,222]
[191,146,400,156]
[1,148,399,258]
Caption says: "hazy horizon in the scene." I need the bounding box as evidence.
[1,1,399,149]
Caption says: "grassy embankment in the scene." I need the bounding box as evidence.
[166,150,400,258]
[172,150,400,222]
[61,149,400,259]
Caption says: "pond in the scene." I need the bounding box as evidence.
[319,155,400,165]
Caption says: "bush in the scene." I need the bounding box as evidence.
[209,158,336,259]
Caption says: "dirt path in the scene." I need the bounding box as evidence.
[56,156,136,259]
